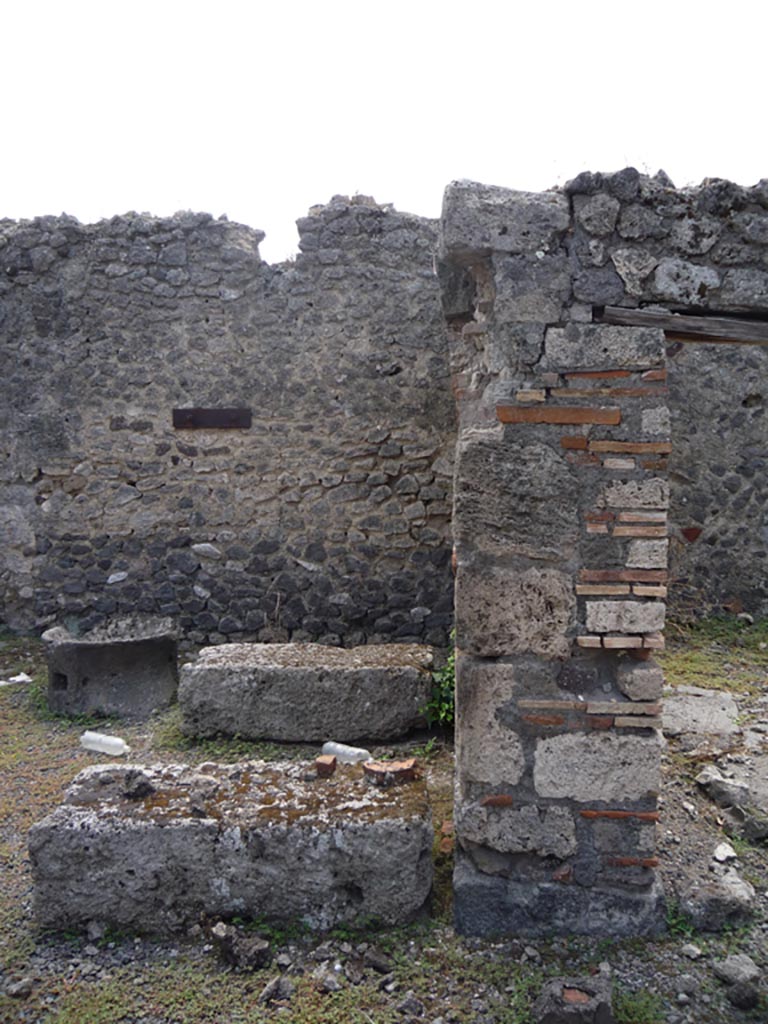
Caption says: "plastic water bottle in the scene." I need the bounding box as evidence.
[80,731,131,756]
[321,741,372,764]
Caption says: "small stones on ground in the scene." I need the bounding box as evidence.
[682,801,698,820]
[364,947,394,973]
[210,921,271,970]
[312,962,344,993]
[5,977,34,999]
[726,981,760,1010]
[677,973,699,995]
[679,866,755,930]
[344,957,367,984]
[397,990,426,1016]
[681,942,704,960]
[86,919,106,942]
[258,974,295,1005]
[712,953,761,986]
[713,841,737,862]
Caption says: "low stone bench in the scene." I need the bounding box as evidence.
[28,761,433,935]
[178,642,434,742]
[42,616,178,719]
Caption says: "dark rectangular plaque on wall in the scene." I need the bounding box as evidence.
[172,408,252,429]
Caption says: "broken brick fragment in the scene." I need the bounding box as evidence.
[315,755,337,777]
[521,713,566,727]
[363,758,418,786]
[480,794,514,808]
[561,435,589,450]
[497,405,621,425]
[606,856,659,868]
[563,987,591,1004]
[580,809,659,821]
[587,716,614,730]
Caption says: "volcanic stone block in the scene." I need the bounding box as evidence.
[453,850,665,938]
[653,257,720,305]
[28,761,433,935]
[585,600,666,634]
[616,660,664,701]
[178,642,433,742]
[542,325,665,371]
[453,433,579,561]
[455,657,525,788]
[42,617,178,719]
[534,732,661,802]
[493,253,571,323]
[626,539,669,569]
[441,180,570,257]
[457,802,577,859]
[602,479,669,509]
[455,565,575,659]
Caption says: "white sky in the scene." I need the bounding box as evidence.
[4,0,767,263]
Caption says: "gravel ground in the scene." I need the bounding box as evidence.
[1,632,767,1023]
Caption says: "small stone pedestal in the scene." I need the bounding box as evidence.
[43,617,178,719]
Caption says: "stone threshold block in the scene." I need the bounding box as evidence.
[179,642,434,742]
[29,761,434,935]
[42,616,178,719]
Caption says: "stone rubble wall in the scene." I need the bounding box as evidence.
[565,170,768,618]
[0,200,455,645]
[2,172,768,645]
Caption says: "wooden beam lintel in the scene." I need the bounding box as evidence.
[598,306,768,345]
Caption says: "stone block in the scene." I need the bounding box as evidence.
[611,248,658,296]
[679,868,755,931]
[641,406,671,436]
[626,540,669,569]
[454,433,579,560]
[541,325,664,371]
[178,642,433,742]
[441,181,570,257]
[575,193,621,237]
[719,267,768,311]
[455,565,575,659]
[592,818,656,855]
[534,732,661,802]
[573,267,625,305]
[663,685,740,739]
[585,601,666,634]
[652,258,720,305]
[42,617,178,719]
[493,253,571,322]
[455,657,525,788]
[29,761,433,935]
[601,478,669,509]
[616,660,664,701]
[457,802,577,859]
[453,851,665,937]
